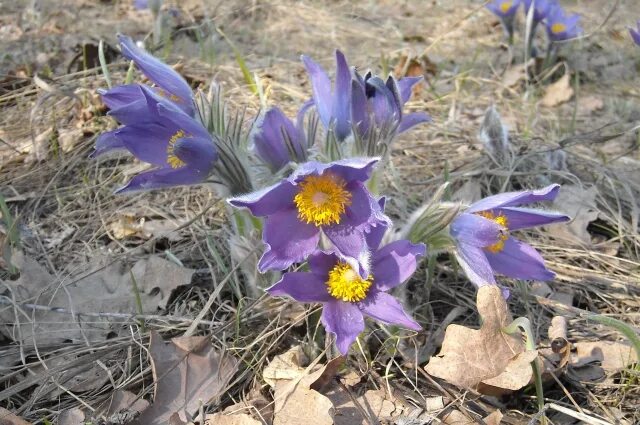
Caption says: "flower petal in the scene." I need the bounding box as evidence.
[115,166,204,193]
[371,240,426,292]
[467,184,561,213]
[258,208,320,272]
[359,291,421,331]
[252,107,305,172]
[117,34,194,114]
[454,242,497,287]
[321,301,364,355]
[227,180,297,217]
[308,251,339,277]
[98,84,144,110]
[116,123,174,167]
[267,272,332,302]
[332,50,352,141]
[351,77,369,135]
[173,136,217,170]
[91,130,126,158]
[397,76,422,104]
[498,206,570,230]
[398,112,431,134]
[450,213,503,247]
[485,237,555,281]
[631,27,640,46]
[301,54,332,128]
[291,157,380,185]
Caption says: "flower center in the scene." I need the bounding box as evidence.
[476,210,509,253]
[167,129,187,169]
[293,174,351,226]
[156,87,182,103]
[551,23,566,34]
[500,1,512,13]
[326,262,373,302]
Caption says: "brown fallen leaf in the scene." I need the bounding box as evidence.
[262,346,312,388]
[576,95,604,115]
[205,412,261,425]
[0,407,32,425]
[551,184,599,246]
[132,332,238,425]
[58,408,85,425]
[108,213,185,241]
[425,286,536,393]
[571,341,638,372]
[272,366,334,425]
[94,390,150,422]
[541,73,574,107]
[442,409,503,425]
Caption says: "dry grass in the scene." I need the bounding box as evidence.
[1,0,639,423]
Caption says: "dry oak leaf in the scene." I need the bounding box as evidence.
[0,407,32,425]
[132,332,238,425]
[570,341,638,372]
[205,413,261,425]
[425,286,536,392]
[272,366,334,425]
[443,409,503,425]
[541,73,574,107]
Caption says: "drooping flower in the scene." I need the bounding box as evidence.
[545,5,581,41]
[267,235,425,354]
[629,21,640,46]
[302,51,430,144]
[99,34,195,116]
[252,106,309,173]
[449,184,570,288]
[486,0,521,18]
[523,0,555,22]
[228,158,389,275]
[92,85,217,193]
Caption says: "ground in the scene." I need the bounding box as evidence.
[1,0,639,424]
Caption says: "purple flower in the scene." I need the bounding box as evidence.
[93,85,217,193]
[134,0,148,9]
[545,5,581,41]
[629,21,640,46]
[523,0,555,22]
[228,158,390,276]
[252,106,308,173]
[103,34,195,116]
[486,0,521,18]
[449,184,570,288]
[302,51,430,142]
[267,237,425,354]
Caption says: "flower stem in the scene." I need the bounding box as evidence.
[503,317,545,423]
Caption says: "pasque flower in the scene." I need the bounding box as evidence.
[629,21,640,46]
[450,184,570,288]
[523,0,555,22]
[545,5,581,41]
[267,231,424,354]
[228,158,389,275]
[92,85,217,193]
[486,0,521,18]
[302,51,429,143]
[98,34,195,116]
[252,106,308,173]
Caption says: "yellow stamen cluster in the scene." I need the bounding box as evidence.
[326,262,373,302]
[500,1,513,13]
[293,174,351,226]
[167,129,187,169]
[476,210,509,253]
[156,88,182,102]
[551,23,566,34]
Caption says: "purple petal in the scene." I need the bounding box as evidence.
[267,272,332,303]
[115,166,203,193]
[134,0,148,9]
[398,112,431,134]
[366,76,398,127]
[358,291,421,331]
[116,123,174,167]
[397,76,422,104]
[98,84,144,110]
[321,301,364,355]
[450,213,503,247]
[365,223,388,252]
[252,107,305,172]
[351,77,369,135]
[290,157,380,185]
[631,27,640,46]
[156,101,210,140]
[308,251,340,276]
[371,240,426,292]
[498,206,570,230]
[485,237,555,280]
[173,137,217,170]
[117,34,194,114]
[301,55,332,128]
[454,242,496,288]
[91,130,126,158]
[258,208,320,272]
[296,99,314,134]
[332,50,352,141]
[227,180,297,217]
[467,184,561,213]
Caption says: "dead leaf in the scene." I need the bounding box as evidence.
[108,213,184,241]
[263,346,311,388]
[0,254,195,345]
[576,95,604,115]
[205,413,261,425]
[133,332,238,425]
[0,407,32,425]
[478,350,538,395]
[326,387,419,425]
[551,184,599,245]
[502,64,526,88]
[272,367,334,425]
[425,286,537,393]
[95,390,150,420]
[571,341,638,371]
[541,73,574,107]
[58,408,85,425]
[442,409,503,425]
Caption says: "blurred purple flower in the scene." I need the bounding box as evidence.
[449,184,570,288]
[486,0,521,18]
[134,0,148,9]
[545,5,581,41]
[228,158,389,275]
[106,34,195,116]
[523,0,555,22]
[252,106,309,173]
[302,51,429,142]
[629,21,640,46]
[267,235,424,354]
[92,85,217,193]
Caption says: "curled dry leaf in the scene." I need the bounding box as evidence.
[132,332,238,425]
[425,286,537,394]
[570,341,638,372]
[541,73,574,107]
[0,407,32,425]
